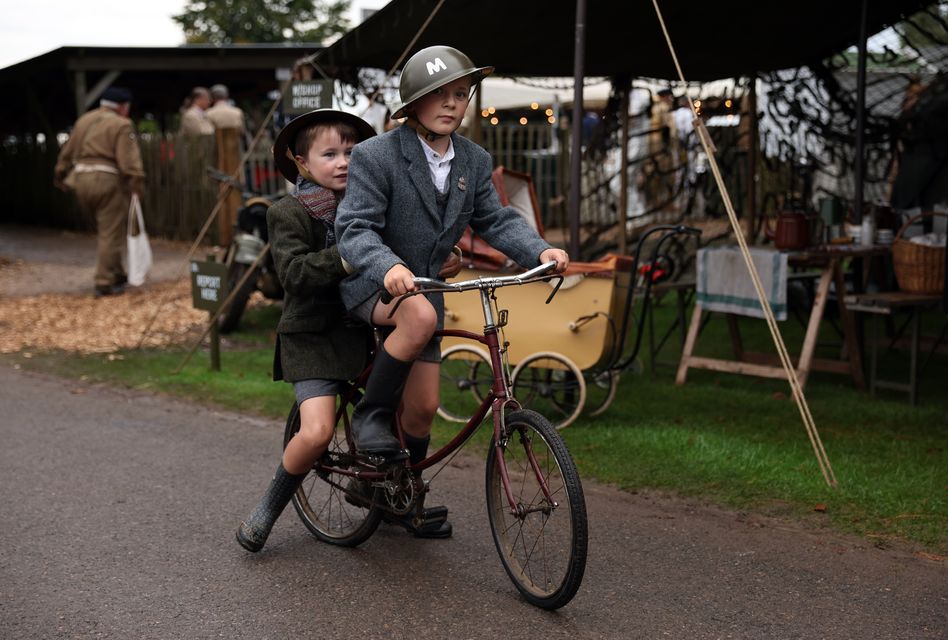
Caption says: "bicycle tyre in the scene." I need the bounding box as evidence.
[485,409,588,610]
[283,402,382,547]
[437,344,492,423]
[510,352,587,429]
[218,262,256,334]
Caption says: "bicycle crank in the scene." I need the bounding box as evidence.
[379,465,422,516]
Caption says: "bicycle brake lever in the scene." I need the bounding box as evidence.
[544,274,564,304]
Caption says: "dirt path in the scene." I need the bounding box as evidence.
[2,365,946,639]
[0,224,194,297]
[0,225,217,353]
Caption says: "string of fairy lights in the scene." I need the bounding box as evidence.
[480,101,557,126]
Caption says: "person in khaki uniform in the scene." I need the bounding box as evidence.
[179,86,215,136]
[207,84,245,134]
[54,86,145,297]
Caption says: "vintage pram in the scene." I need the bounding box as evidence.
[438,167,700,428]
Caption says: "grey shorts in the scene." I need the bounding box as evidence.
[293,378,344,405]
[351,292,442,363]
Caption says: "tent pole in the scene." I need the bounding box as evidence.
[617,77,630,255]
[569,0,587,257]
[854,0,868,223]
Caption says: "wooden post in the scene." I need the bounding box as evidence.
[854,0,869,224]
[568,0,587,258]
[471,87,483,146]
[73,70,87,120]
[208,310,221,372]
[744,77,758,240]
[215,128,241,247]
[617,78,631,256]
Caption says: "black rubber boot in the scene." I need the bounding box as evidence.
[236,463,306,552]
[350,343,412,456]
[384,433,453,539]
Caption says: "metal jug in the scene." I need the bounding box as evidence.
[766,211,811,250]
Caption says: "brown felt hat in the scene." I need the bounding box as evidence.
[272,109,376,182]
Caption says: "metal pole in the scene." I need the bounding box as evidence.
[854,0,868,223]
[569,0,587,258]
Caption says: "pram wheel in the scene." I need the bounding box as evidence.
[511,352,586,429]
[438,344,492,423]
[584,369,620,417]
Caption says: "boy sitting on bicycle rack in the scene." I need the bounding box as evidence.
[335,46,569,538]
[235,109,462,552]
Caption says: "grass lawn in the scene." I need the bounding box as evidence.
[7,298,947,552]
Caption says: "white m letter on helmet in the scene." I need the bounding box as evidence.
[425,58,447,75]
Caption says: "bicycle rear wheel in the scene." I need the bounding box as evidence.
[283,403,382,547]
[485,409,588,610]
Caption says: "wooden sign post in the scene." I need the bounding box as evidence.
[190,257,230,371]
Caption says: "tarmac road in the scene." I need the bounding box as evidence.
[0,364,944,639]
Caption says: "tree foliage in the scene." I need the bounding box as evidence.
[172,0,351,45]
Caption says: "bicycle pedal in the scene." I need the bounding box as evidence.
[361,449,409,468]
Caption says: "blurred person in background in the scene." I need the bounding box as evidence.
[54,86,145,297]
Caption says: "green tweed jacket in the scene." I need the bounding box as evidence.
[267,195,371,383]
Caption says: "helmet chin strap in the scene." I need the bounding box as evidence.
[403,116,443,142]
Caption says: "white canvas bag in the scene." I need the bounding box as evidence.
[126,194,153,286]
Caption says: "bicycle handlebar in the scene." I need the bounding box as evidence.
[380,261,563,317]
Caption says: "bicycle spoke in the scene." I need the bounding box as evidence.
[486,410,587,609]
[283,403,381,547]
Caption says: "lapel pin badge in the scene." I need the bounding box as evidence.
[457,176,466,191]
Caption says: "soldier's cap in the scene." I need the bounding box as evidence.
[102,86,133,103]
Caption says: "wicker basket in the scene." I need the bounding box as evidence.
[892,212,947,295]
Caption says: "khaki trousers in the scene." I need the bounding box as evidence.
[74,172,129,288]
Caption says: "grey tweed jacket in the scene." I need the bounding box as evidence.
[335,125,551,321]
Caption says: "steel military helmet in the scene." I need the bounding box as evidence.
[392,45,494,119]
[272,108,376,182]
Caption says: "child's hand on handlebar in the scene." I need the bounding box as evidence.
[383,264,417,297]
[539,248,570,273]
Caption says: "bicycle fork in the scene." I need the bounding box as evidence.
[491,394,559,519]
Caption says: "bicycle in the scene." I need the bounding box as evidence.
[282,262,588,610]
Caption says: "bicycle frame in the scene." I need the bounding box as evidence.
[315,263,564,517]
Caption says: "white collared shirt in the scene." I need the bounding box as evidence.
[417,134,455,194]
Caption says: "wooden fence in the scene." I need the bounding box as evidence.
[1,132,285,244]
[3,123,768,255]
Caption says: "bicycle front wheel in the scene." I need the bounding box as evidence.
[283,403,382,547]
[485,410,588,610]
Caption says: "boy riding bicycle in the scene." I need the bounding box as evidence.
[235,109,461,551]
[335,45,569,538]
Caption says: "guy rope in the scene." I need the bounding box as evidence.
[651,0,837,488]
